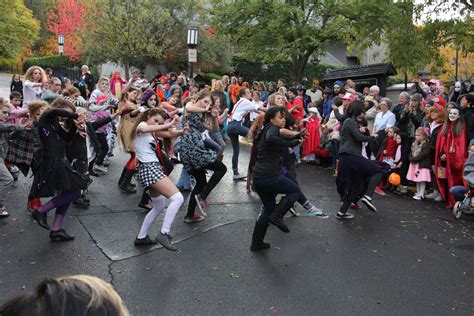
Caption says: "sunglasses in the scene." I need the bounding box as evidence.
[2,111,11,116]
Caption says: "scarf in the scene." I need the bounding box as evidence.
[411,139,425,158]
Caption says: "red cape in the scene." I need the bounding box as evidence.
[302,117,321,157]
[434,124,467,207]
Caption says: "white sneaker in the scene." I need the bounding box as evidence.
[233,172,246,180]
[93,165,108,174]
[413,194,423,200]
[434,195,442,202]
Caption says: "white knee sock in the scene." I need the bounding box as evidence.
[161,192,184,235]
[137,196,166,239]
[418,182,426,198]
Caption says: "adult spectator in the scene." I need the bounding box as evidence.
[78,65,95,99]
[363,95,378,134]
[258,82,269,102]
[426,79,440,98]
[321,87,334,119]
[306,79,323,108]
[277,79,287,88]
[392,91,410,121]
[459,94,474,142]
[369,85,382,103]
[373,97,396,133]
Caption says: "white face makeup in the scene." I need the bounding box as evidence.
[448,109,460,122]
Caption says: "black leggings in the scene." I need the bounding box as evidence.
[186,160,227,218]
[96,133,109,166]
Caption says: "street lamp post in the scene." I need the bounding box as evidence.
[187,28,198,79]
[58,34,64,56]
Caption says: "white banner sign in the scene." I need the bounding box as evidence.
[188,49,197,63]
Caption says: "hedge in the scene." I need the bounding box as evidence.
[23,55,80,71]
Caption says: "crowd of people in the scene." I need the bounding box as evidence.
[1,65,473,251]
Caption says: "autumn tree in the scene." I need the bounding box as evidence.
[0,0,40,66]
[47,0,92,61]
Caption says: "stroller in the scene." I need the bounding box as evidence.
[453,155,474,219]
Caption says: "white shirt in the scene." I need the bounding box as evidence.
[135,122,159,163]
[250,100,263,121]
[306,88,323,105]
[374,110,396,132]
[229,98,260,122]
[22,80,43,108]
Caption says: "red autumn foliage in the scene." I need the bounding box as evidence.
[47,0,86,61]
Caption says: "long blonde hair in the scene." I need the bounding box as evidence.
[24,66,48,83]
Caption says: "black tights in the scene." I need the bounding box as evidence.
[186,160,227,218]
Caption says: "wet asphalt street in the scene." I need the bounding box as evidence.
[0,73,473,314]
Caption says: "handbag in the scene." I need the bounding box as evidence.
[435,166,447,179]
[151,133,174,175]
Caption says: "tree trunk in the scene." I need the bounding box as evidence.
[291,56,307,84]
[124,59,130,81]
[404,71,408,91]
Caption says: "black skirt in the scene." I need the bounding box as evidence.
[336,153,390,203]
[31,157,91,198]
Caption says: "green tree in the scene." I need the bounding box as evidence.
[210,0,391,82]
[0,0,40,66]
[211,0,473,82]
[83,0,232,78]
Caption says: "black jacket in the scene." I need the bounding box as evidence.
[10,80,23,94]
[66,117,112,161]
[462,107,474,143]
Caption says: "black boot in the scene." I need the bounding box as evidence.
[268,197,292,233]
[250,222,270,251]
[32,211,50,230]
[138,190,152,210]
[49,229,75,242]
[118,168,137,194]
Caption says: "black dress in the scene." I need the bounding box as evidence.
[31,109,90,197]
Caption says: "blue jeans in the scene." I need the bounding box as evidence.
[449,186,468,202]
[176,168,191,190]
[253,175,302,225]
[227,121,249,172]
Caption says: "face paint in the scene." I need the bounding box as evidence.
[448,109,460,122]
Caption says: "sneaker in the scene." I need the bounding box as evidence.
[0,208,9,219]
[194,195,207,217]
[93,165,108,174]
[288,207,300,217]
[102,157,110,167]
[184,215,205,223]
[336,212,354,219]
[307,207,329,218]
[361,195,377,212]
[374,187,386,196]
[134,235,158,246]
[233,172,246,180]
[399,186,408,194]
[350,203,361,209]
[413,194,423,200]
[434,195,442,202]
[156,233,178,251]
[425,191,438,199]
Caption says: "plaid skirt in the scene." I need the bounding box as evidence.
[138,161,166,187]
